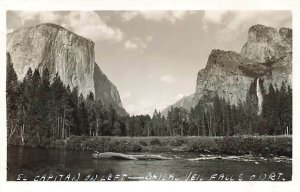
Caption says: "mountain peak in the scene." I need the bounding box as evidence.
[241,24,292,63]
[9,23,94,45]
[205,49,258,76]
[247,24,281,44]
[162,24,292,115]
[36,23,64,29]
[7,23,127,116]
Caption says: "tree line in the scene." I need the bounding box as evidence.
[7,53,292,146]
[126,79,292,137]
[7,53,124,146]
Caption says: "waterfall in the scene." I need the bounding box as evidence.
[256,78,263,115]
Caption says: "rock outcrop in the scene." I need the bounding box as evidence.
[94,63,127,115]
[241,24,288,63]
[7,23,127,116]
[194,49,268,106]
[162,24,292,115]
[240,24,292,90]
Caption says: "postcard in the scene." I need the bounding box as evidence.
[1,0,300,191]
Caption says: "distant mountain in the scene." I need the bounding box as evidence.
[162,24,292,115]
[161,94,195,116]
[7,23,127,116]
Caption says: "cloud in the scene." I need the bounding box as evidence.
[39,11,60,23]
[125,99,154,115]
[160,75,176,83]
[14,11,41,25]
[121,11,139,22]
[61,11,123,42]
[175,93,185,100]
[121,11,193,24]
[124,37,150,52]
[146,35,153,42]
[15,11,60,25]
[202,11,229,25]
[148,73,154,79]
[121,92,131,99]
[11,11,123,42]
[124,40,139,50]
[202,11,292,42]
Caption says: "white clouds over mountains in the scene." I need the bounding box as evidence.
[62,11,123,42]
[202,11,229,25]
[10,11,123,42]
[10,11,195,44]
[124,35,153,53]
[202,11,292,42]
[121,11,193,24]
[9,10,291,45]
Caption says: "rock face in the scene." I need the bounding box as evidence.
[7,23,127,116]
[241,24,287,63]
[194,49,267,106]
[162,24,292,115]
[94,63,127,115]
[240,24,292,90]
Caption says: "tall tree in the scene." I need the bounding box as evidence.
[6,53,20,143]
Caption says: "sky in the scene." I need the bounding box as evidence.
[6,10,292,115]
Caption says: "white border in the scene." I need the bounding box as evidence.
[0,0,300,192]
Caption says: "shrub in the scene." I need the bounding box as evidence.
[109,140,142,152]
[217,136,244,155]
[109,140,125,152]
[268,137,292,157]
[139,140,148,146]
[49,140,66,149]
[188,138,220,153]
[170,138,185,147]
[127,141,142,152]
[66,136,85,150]
[150,138,162,145]
[39,138,51,147]
[216,136,292,157]
[82,137,111,151]
[50,135,292,157]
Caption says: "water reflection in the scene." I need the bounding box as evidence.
[7,146,292,181]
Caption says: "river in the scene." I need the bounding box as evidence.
[7,146,292,181]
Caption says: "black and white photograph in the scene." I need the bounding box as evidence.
[1,0,300,191]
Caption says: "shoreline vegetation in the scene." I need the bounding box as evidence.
[9,135,292,157]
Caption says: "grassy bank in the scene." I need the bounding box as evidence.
[47,135,292,157]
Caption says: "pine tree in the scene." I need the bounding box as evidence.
[70,86,79,135]
[6,53,20,143]
[50,73,65,139]
[286,85,292,134]
[108,104,118,136]
[30,69,42,144]
[86,92,96,136]
[19,67,33,145]
[279,83,290,135]
[78,93,89,135]
[38,68,51,139]
[244,79,259,134]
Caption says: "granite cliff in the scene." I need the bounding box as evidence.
[7,23,127,116]
[162,24,292,116]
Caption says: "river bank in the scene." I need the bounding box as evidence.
[36,135,292,157]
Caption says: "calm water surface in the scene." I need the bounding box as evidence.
[7,146,292,181]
